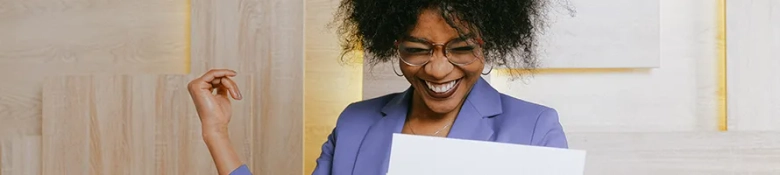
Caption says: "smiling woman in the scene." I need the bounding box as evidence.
[189,0,568,175]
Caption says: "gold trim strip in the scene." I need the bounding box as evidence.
[717,0,728,131]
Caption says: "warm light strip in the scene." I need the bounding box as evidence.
[716,0,728,131]
[185,0,192,73]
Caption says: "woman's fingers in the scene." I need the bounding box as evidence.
[200,69,237,82]
[188,69,238,92]
[214,77,242,100]
[219,77,242,100]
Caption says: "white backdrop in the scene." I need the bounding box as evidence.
[492,0,716,132]
[534,0,660,68]
[726,0,780,131]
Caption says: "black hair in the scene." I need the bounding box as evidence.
[333,0,565,76]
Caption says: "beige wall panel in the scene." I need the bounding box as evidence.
[0,0,189,133]
[190,0,304,174]
[41,75,257,175]
[0,0,188,173]
[0,136,41,175]
[569,132,780,174]
[726,0,780,131]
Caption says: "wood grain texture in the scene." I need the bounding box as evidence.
[190,0,304,174]
[0,136,41,175]
[1,0,188,173]
[304,0,364,174]
[569,132,780,174]
[0,0,189,135]
[41,75,256,175]
[726,0,780,131]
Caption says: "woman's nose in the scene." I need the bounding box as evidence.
[424,49,453,79]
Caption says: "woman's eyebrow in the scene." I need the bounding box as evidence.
[403,36,429,43]
[452,33,476,41]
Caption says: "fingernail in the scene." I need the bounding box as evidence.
[234,90,242,99]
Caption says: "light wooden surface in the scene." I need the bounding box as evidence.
[1,0,304,173]
[41,75,252,175]
[0,136,41,175]
[0,0,188,174]
[726,0,780,131]
[303,0,364,174]
[569,132,780,174]
[190,0,305,174]
[0,0,189,136]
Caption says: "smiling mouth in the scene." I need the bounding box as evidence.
[421,78,462,99]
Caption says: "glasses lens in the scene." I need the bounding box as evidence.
[398,43,431,65]
[445,40,479,65]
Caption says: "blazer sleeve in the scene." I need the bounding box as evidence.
[531,108,569,148]
[229,164,252,175]
[311,128,337,175]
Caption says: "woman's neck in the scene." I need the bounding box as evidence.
[408,94,463,124]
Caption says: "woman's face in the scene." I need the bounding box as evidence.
[399,8,484,114]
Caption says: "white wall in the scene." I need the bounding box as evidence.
[491,0,720,132]
[491,1,780,174]
[726,0,780,131]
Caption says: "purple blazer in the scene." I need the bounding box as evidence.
[230,77,568,175]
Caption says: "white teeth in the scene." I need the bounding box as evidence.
[425,79,458,93]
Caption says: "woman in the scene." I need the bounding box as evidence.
[188,0,567,174]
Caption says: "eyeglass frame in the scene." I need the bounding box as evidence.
[394,35,485,67]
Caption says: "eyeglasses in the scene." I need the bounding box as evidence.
[395,36,484,67]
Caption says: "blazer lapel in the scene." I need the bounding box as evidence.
[351,90,410,175]
[447,77,503,141]
[447,100,496,141]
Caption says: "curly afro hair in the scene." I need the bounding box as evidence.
[333,0,560,75]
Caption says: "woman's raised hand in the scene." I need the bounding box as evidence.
[188,69,246,175]
[187,69,243,135]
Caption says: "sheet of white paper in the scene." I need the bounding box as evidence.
[387,134,587,175]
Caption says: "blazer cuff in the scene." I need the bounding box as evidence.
[229,164,252,175]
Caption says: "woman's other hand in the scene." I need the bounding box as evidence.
[188,69,243,136]
[188,69,247,175]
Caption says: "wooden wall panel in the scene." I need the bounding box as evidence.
[569,132,780,174]
[0,136,40,175]
[0,0,188,173]
[726,0,780,131]
[42,75,257,175]
[190,0,305,174]
[0,0,189,135]
[2,0,303,173]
